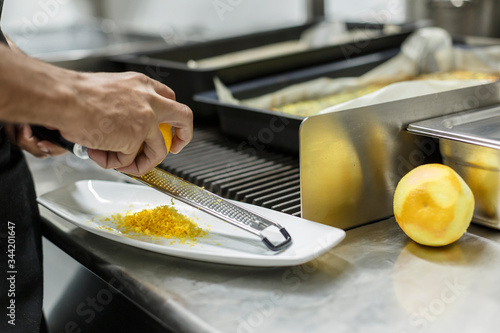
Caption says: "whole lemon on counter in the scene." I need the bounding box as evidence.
[393,163,474,247]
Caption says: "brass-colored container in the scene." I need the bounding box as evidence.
[440,139,500,229]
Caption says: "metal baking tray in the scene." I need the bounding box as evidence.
[193,48,400,154]
[110,23,413,120]
[408,106,500,149]
[408,106,500,229]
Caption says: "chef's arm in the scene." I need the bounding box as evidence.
[0,42,71,126]
[0,42,193,176]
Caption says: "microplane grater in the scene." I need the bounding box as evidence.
[29,125,292,251]
[131,168,292,251]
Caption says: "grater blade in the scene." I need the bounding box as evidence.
[130,167,292,251]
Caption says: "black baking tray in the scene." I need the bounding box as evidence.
[193,48,400,155]
[110,23,414,120]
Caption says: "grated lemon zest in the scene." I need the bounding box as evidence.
[109,205,209,244]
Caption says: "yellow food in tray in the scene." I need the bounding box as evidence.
[272,70,500,117]
[416,71,500,81]
[275,84,388,117]
[109,205,208,244]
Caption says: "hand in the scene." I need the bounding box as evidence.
[56,72,193,176]
[1,43,192,175]
[3,123,67,158]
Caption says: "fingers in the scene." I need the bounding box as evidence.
[74,72,192,176]
[23,125,68,157]
[88,149,136,171]
[110,94,192,173]
[150,78,176,101]
[87,149,107,168]
[91,127,168,176]
[116,127,168,176]
[3,124,67,158]
[155,99,193,154]
[36,141,68,157]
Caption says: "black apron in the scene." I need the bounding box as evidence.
[0,2,46,331]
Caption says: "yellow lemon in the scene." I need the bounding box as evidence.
[136,123,173,161]
[393,163,474,247]
[159,123,173,154]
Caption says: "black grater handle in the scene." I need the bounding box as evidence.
[31,125,89,159]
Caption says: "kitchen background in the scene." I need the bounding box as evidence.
[2,0,406,55]
[0,0,405,318]
[1,0,474,328]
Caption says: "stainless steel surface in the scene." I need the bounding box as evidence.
[440,139,500,229]
[131,167,292,251]
[300,81,500,229]
[408,106,500,229]
[428,0,500,37]
[406,0,500,37]
[408,105,500,150]
[27,133,500,333]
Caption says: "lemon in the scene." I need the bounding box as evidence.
[159,123,173,153]
[393,163,474,247]
[135,124,172,167]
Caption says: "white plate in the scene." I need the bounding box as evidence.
[37,180,345,267]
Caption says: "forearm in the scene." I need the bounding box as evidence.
[0,38,193,175]
[0,42,77,128]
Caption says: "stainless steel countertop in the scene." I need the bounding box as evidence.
[29,153,500,333]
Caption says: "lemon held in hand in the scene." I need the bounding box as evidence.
[137,123,173,158]
[393,164,474,247]
[159,123,173,153]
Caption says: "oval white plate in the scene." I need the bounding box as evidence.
[37,180,345,267]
